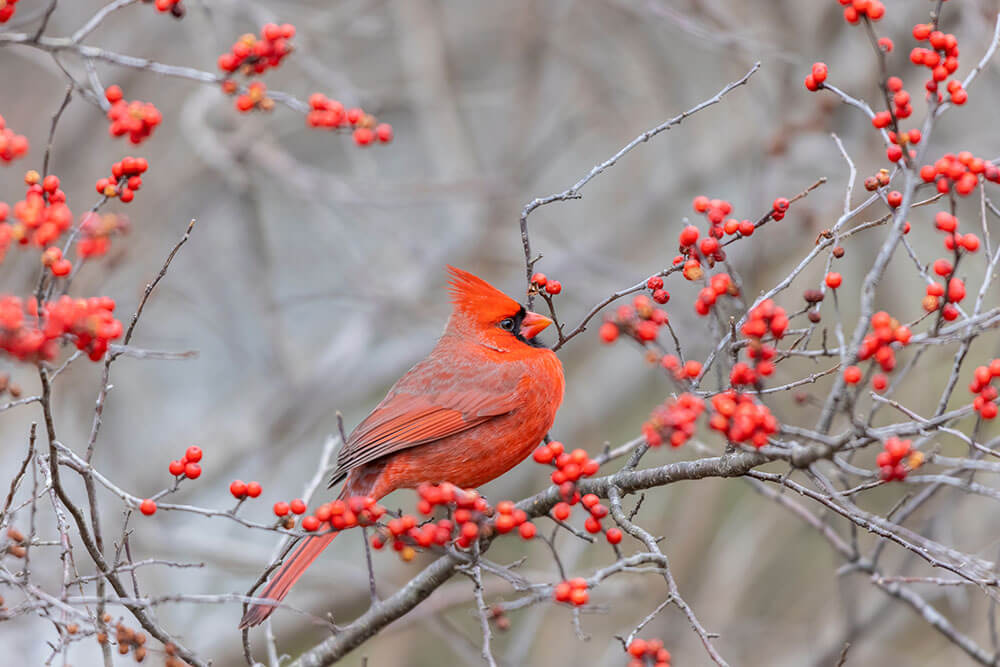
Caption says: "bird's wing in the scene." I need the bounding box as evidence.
[331,356,527,483]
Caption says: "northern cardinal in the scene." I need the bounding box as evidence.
[240,266,563,628]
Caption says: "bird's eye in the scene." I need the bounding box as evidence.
[499,317,515,331]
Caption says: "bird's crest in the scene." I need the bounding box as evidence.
[446,266,522,320]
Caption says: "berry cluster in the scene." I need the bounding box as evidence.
[0,0,19,23]
[306,94,394,146]
[553,493,618,543]
[532,440,600,488]
[871,77,916,127]
[143,0,185,19]
[627,638,672,667]
[553,577,590,606]
[371,484,505,557]
[659,354,702,382]
[678,195,740,277]
[859,311,911,374]
[863,167,892,193]
[876,437,923,481]
[920,152,1000,196]
[597,296,669,346]
[41,246,72,277]
[492,499,536,539]
[229,479,262,499]
[0,114,28,163]
[77,212,130,259]
[530,272,562,296]
[535,442,611,540]
[0,295,122,362]
[741,299,789,341]
[878,77,924,163]
[708,390,779,448]
[676,196,790,280]
[95,156,148,204]
[105,86,162,145]
[803,61,828,91]
[50,296,123,360]
[11,172,72,247]
[645,275,670,306]
[694,272,737,316]
[298,495,385,535]
[839,0,885,23]
[167,445,204,481]
[217,24,295,76]
[969,361,1000,420]
[922,211,978,319]
[910,24,965,104]
[232,81,274,113]
[731,300,785,384]
[111,620,148,661]
[642,393,705,448]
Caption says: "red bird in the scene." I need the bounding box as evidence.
[240,266,564,628]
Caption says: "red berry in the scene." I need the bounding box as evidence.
[825,272,842,289]
[545,280,562,295]
[229,480,247,498]
[375,123,393,143]
[184,462,201,479]
[518,522,536,539]
[353,127,374,146]
[679,225,700,247]
[599,321,618,343]
[290,498,307,514]
[811,62,828,83]
[961,234,980,252]
[844,366,862,384]
[273,501,290,516]
[168,460,185,476]
[531,272,547,287]
[185,446,203,462]
[301,516,320,531]
[139,499,157,516]
[773,197,790,212]
[933,259,953,276]
[246,481,262,498]
[606,527,622,544]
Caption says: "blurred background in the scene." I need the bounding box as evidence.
[2,0,1000,664]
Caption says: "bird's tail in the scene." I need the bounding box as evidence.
[239,480,370,629]
[239,528,339,628]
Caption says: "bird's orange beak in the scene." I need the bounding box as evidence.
[519,310,552,339]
